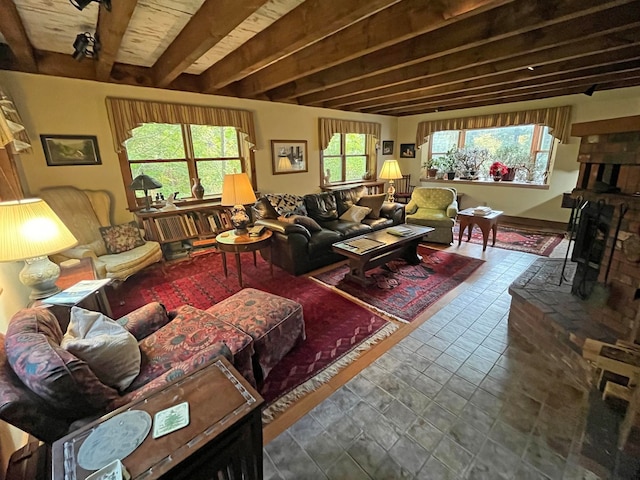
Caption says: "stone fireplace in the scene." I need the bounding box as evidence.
[571,115,640,341]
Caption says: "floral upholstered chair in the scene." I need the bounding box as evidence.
[405,187,458,244]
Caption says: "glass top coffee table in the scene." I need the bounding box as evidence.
[332,224,434,286]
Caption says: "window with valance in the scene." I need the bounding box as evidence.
[319,117,381,186]
[105,98,258,208]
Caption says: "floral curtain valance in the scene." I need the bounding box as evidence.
[415,105,573,147]
[319,117,382,150]
[0,86,32,153]
[105,97,258,152]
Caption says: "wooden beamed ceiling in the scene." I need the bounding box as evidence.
[1,0,639,116]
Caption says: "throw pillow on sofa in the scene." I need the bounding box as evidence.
[277,214,322,232]
[62,307,142,391]
[99,221,145,254]
[339,205,371,223]
[253,197,280,220]
[358,194,386,219]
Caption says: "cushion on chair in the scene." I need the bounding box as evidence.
[406,209,456,228]
[99,221,145,254]
[61,307,141,391]
[4,308,120,418]
[411,188,456,210]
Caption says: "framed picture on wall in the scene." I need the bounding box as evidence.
[41,135,102,166]
[382,140,394,155]
[271,140,308,175]
[400,143,416,158]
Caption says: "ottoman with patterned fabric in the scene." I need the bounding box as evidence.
[206,288,305,383]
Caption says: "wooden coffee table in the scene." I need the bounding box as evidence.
[457,208,504,251]
[332,224,434,286]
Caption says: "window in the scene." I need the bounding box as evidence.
[428,124,554,184]
[124,124,243,204]
[321,133,369,185]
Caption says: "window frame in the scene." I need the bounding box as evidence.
[119,123,246,210]
[320,132,372,187]
[427,124,554,185]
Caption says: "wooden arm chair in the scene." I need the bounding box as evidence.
[394,174,414,204]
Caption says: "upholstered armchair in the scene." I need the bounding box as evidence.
[39,186,162,282]
[405,187,458,244]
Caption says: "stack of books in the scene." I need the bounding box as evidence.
[473,206,492,216]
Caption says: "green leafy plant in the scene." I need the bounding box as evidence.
[452,146,490,172]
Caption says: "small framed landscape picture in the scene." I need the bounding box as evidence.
[382,140,394,155]
[400,143,416,158]
[271,140,308,175]
[41,135,102,166]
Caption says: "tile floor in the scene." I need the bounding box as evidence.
[262,248,609,480]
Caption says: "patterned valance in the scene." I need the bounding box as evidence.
[0,86,31,153]
[319,117,382,150]
[105,97,258,152]
[415,106,573,147]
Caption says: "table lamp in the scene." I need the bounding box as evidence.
[379,159,403,202]
[221,173,257,235]
[130,173,162,212]
[0,198,78,300]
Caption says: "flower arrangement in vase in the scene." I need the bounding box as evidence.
[489,161,508,181]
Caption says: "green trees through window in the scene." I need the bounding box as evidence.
[321,133,368,185]
[124,124,242,202]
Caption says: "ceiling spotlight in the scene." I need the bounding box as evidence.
[527,66,535,71]
[584,84,598,96]
[72,32,100,61]
[69,0,111,11]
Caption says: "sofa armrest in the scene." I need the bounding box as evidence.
[255,218,311,240]
[51,247,97,264]
[380,201,403,218]
[117,302,171,341]
[406,199,418,215]
[446,200,459,218]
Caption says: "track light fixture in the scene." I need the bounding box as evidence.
[69,0,111,11]
[72,32,100,61]
[584,84,598,96]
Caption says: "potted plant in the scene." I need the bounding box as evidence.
[422,158,439,179]
[453,146,490,179]
[489,161,508,181]
[432,148,457,180]
[492,145,531,181]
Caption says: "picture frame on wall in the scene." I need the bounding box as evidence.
[41,135,102,166]
[271,140,308,175]
[400,143,416,158]
[382,140,394,155]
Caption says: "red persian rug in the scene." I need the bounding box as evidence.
[453,224,565,256]
[106,253,397,420]
[312,246,484,323]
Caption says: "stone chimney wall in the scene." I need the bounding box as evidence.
[571,116,640,340]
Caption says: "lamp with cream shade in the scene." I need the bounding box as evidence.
[379,159,403,202]
[221,173,257,235]
[0,198,78,300]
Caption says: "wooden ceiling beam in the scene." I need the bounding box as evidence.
[362,59,640,113]
[151,0,269,88]
[96,0,138,82]
[269,0,637,101]
[372,71,640,115]
[346,44,640,112]
[235,0,513,97]
[198,0,402,93]
[34,51,97,81]
[0,0,37,72]
[298,6,640,106]
[325,27,640,109]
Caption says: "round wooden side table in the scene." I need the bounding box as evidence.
[215,230,273,287]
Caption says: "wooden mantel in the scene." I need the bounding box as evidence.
[571,115,640,137]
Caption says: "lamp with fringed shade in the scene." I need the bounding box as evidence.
[0,198,78,299]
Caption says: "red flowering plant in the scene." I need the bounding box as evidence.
[489,161,508,176]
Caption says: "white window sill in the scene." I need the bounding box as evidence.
[419,178,550,190]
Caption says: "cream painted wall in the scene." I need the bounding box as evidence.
[0,71,396,225]
[398,86,640,222]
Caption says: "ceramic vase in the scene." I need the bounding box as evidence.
[192,178,205,199]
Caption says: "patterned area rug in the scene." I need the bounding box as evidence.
[312,246,484,323]
[107,253,397,421]
[453,223,565,256]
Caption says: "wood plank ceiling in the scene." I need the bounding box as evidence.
[1,0,639,116]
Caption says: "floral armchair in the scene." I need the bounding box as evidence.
[0,303,254,443]
[405,187,458,244]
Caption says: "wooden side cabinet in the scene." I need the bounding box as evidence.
[52,357,264,480]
